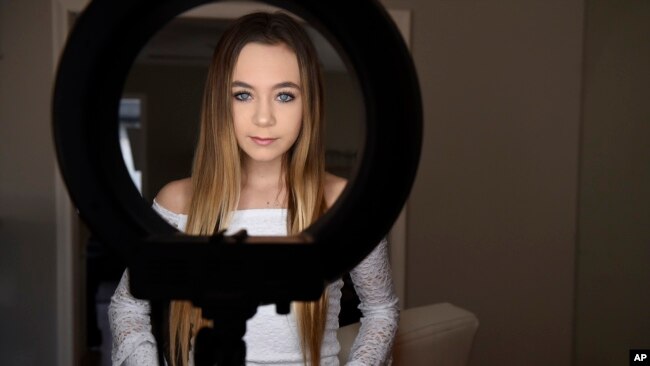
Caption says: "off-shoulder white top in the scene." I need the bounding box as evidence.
[108,201,399,365]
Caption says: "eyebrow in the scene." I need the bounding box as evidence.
[232,80,301,90]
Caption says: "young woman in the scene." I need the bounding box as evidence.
[109,12,399,366]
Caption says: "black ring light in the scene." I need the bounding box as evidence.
[53,0,421,364]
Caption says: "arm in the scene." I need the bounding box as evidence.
[108,192,187,366]
[346,238,400,366]
[109,270,159,366]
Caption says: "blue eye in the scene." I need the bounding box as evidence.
[277,92,295,103]
[234,92,252,101]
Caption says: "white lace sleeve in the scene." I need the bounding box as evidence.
[108,202,183,365]
[346,238,400,366]
[109,270,159,366]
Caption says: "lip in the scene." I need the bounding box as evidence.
[250,136,278,146]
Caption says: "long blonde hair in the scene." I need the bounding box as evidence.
[169,12,328,366]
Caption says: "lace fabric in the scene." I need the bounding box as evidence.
[109,201,399,365]
[348,239,399,365]
[109,270,159,366]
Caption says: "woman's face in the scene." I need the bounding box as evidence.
[231,42,303,165]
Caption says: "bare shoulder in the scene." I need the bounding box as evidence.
[154,177,192,214]
[324,172,348,207]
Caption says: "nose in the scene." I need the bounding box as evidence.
[253,99,275,127]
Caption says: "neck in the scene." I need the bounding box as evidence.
[241,156,285,190]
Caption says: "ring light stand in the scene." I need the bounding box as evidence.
[52,0,422,365]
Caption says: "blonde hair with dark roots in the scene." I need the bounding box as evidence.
[169,12,328,366]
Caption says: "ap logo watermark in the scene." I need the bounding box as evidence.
[631,350,649,365]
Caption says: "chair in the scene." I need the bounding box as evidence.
[338,302,479,366]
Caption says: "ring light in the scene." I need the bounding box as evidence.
[53,0,421,364]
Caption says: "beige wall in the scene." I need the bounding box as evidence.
[575,1,650,365]
[379,0,584,365]
[0,0,58,364]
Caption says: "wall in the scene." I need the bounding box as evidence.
[378,0,584,365]
[322,71,364,179]
[0,0,58,364]
[322,71,364,155]
[123,63,208,199]
[575,1,650,365]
